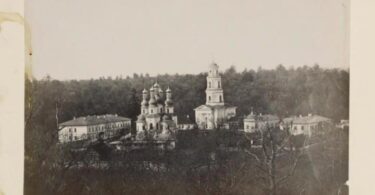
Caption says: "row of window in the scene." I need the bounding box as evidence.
[144,107,172,114]
[208,81,221,88]
[87,122,128,132]
[208,95,222,102]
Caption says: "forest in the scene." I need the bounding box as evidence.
[24,64,349,195]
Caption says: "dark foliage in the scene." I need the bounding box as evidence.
[24,65,349,195]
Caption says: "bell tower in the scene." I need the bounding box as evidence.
[206,62,224,106]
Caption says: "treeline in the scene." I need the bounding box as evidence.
[26,64,348,127]
[24,64,349,195]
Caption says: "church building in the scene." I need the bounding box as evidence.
[194,63,237,129]
[136,82,177,140]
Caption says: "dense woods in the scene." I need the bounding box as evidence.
[27,64,349,127]
[24,64,349,195]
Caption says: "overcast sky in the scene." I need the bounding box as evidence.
[26,0,349,80]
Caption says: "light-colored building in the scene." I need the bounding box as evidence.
[243,111,279,133]
[58,114,131,143]
[337,119,349,129]
[194,63,237,130]
[136,82,177,140]
[284,114,332,136]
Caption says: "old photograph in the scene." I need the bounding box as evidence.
[24,1,349,194]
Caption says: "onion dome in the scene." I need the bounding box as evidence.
[166,87,171,93]
[141,100,148,106]
[142,89,148,94]
[153,82,160,88]
[137,114,146,122]
[149,97,156,105]
[165,99,173,106]
[163,115,170,121]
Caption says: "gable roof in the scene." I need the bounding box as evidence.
[194,103,237,111]
[284,115,331,124]
[59,114,130,127]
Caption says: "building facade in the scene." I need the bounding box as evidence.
[284,114,332,136]
[58,114,131,143]
[243,111,279,133]
[136,82,177,140]
[194,63,237,129]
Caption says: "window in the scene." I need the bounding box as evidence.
[209,96,211,101]
[150,123,153,129]
[218,81,221,88]
[301,126,304,130]
[294,126,297,130]
[74,136,77,140]
[151,109,153,114]
[219,95,222,102]
[69,128,72,132]
[166,108,169,113]
[74,128,76,132]
[160,108,163,113]
[209,82,211,88]
[246,125,250,129]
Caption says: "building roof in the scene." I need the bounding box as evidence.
[194,103,236,111]
[258,114,279,122]
[59,114,130,127]
[284,114,331,124]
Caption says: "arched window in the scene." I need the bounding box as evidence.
[150,123,153,129]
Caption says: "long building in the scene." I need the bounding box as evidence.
[58,114,131,143]
[283,114,332,136]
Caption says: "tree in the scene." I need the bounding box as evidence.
[243,123,308,195]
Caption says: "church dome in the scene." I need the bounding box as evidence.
[166,87,171,93]
[142,89,148,94]
[141,100,148,106]
[209,62,219,70]
[163,115,170,121]
[153,82,160,88]
[137,114,146,121]
[165,99,173,106]
[149,98,156,105]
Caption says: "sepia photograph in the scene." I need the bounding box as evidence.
[14,0,353,194]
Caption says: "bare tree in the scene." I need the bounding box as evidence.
[243,122,308,195]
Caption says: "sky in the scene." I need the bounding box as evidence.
[26,0,349,80]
